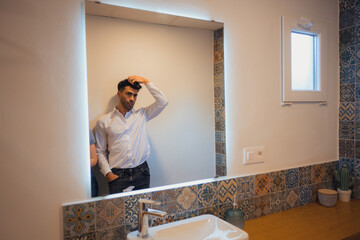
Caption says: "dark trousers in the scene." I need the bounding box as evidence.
[109,161,150,194]
[91,169,98,197]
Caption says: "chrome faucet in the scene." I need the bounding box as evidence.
[137,199,167,238]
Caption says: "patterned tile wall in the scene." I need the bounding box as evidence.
[339,0,360,200]
[63,161,336,240]
[214,28,226,177]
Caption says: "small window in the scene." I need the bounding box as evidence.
[291,31,319,91]
[281,16,327,104]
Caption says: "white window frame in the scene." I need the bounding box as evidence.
[281,16,328,104]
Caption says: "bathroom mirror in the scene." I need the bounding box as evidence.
[85,1,225,197]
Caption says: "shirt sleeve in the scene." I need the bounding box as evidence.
[94,119,112,176]
[89,129,95,145]
[144,82,168,121]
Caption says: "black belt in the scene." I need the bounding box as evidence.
[112,161,148,173]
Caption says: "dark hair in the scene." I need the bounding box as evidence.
[117,79,142,91]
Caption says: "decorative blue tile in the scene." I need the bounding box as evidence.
[216,153,226,166]
[356,44,360,64]
[217,179,237,205]
[341,84,355,102]
[299,186,312,207]
[341,65,356,84]
[339,140,355,158]
[340,28,356,47]
[236,175,255,199]
[215,131,225,143]
[216,164,226,177]
[355,159,360,178]
[355,122,360,139]
[355,83,360,102]
[339,121,355,139]
[299,166,312,186]
[339,102,355,122]
[323,162,336,182]
[340,46,357,67]
[238,197,255,220]
[152,189,178,214]
[285,168,299,189]
[255,173,271,196]
[175,186,198,212]
[270,191,284,214]
[198,182,218,208]
[340,9,355,29]
[270,171,285,192]
[356,64,360,82]
[215,120,225,132]
[339,0,356,11]
[216,142,225,154]
[63,203,95,238]
[355,7,360,26]
[355,102,360,121]
[312,164,325,184]
[214,97,225,113]
[356,27,360,44]
[95,198,124,230]
[356,141,360,159]
[254,195,271,218]
[284,188,299,210]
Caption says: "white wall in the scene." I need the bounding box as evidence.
[0,0,88,239]
[0,0,338,239]
[86,15,215,189]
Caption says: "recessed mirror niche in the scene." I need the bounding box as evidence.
[85,1,225,197]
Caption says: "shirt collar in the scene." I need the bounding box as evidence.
[112,107,135,117]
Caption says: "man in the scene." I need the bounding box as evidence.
[94,75,168,194]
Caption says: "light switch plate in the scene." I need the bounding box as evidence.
[243,146,265,165]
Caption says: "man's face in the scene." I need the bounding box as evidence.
[118,86,139,112]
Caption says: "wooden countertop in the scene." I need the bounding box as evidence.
[243,200,360,240]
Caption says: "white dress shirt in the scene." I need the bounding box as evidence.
[94,82,168,176]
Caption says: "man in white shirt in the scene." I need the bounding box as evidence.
[94,75,168,194]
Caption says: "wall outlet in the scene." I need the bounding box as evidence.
[243,146,265,165]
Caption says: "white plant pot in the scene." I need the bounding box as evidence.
[337,188,351,202]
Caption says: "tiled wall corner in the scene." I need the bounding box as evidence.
[214,28,226,177]
[339,0,360,199]
[63,161,338,240]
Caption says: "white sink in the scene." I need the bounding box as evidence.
[127,214,249,240]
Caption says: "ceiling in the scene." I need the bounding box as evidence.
[85,1,223,31]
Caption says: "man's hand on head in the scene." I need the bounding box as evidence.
[128,75,150,85]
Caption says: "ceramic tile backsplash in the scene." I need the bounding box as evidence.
[63,202,96,239]
[255,173,271,196]
[63,161,338,240]
[214,28,226,177]
[339,0,360,200]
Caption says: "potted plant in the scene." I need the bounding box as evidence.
[335,163,355,202]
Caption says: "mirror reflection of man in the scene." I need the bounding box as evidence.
[94,75,168,194]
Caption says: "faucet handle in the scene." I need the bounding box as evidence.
[138,198,160,206]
